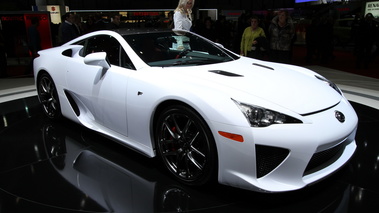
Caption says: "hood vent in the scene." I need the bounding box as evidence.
[253,63,274,71]
[209,70,243,77]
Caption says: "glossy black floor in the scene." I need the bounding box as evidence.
[0,96,378,213]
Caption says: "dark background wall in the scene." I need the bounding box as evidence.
[0,0,296,11]
[63,0,295,11]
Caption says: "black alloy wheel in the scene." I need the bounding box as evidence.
[38,73,62,120]
[155,105,217,185]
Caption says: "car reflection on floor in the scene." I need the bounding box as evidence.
[0,96,378,212]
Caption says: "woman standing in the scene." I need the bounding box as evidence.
[240,16,266,59]
[173,0,194,31]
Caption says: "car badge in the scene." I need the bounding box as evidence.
[335,111,345,123]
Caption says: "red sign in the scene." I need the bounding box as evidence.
[131,12,160,16]
[1,16,24,21]
[24,13,52,50]
[0,12,52,58]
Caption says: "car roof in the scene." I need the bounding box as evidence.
[111,28,185,36]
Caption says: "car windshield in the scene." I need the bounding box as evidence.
[123,30,239,67]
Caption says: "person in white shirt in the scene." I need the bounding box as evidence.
[173,0,194,31]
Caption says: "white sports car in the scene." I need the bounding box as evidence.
[33,29,358,192]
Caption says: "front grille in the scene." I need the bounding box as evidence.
[256,145,290,178]
[303,142,345,176]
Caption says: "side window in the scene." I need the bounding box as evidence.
[78,35,135,69]
[82,35,119,65]
[120,48,136,70]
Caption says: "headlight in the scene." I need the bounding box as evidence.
[233,99,302,127]
[315,75,342,95]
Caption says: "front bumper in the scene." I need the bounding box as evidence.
[213,98,358,192]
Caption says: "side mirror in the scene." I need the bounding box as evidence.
[84,52,111,69]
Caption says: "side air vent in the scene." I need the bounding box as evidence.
[64,90,80,116]
[209,70,243,77]
[252,63,274,70]
[62,49,73,57]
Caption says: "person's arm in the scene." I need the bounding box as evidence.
[173,11,183,30]
[240,29,246,55]
[260,27,266,38]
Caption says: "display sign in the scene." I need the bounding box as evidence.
[47,5,61,24]
[366,1,379,18]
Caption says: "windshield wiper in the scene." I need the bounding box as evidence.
[177,49,191,58]
[169,58,223,66]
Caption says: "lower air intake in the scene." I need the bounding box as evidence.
[256,145,289,178]
[303,142,345,176]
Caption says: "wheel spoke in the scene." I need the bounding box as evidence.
[183,156,191,178]
[42,79,52,93]
[177,149,187,171]
[163,120,179,140]
[187,152,203,171]
[175,148,204,177]
[171,114,182,134]
[160,138,175,147]
[49,98,57,112]
[190,145,205,158]
[182,118,192,135]
[39,94,49,104]
[161,142,179,157]
[40,81,48,93]
[187,131,200,149]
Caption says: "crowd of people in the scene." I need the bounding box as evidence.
[50,0,297,65]
[194,10,296,64]
[171,0,378,68]
[172,0,296,64]
[1,0,378,78]
[44,0,378,68]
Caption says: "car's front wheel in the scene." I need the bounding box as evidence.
[37,73,62,120]
[155,105,217,185]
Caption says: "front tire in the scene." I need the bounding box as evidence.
[155,105,217,185]
[37,73,62,120]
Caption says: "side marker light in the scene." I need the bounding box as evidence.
[218,131,244,142]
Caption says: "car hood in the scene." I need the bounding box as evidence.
[170,58,342,115]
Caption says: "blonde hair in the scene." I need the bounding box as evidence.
[175,0,195,20]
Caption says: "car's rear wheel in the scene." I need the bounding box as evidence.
[37,73,62,120]
[155,105,217,185]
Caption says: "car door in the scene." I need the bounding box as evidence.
[66,35,135,136]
